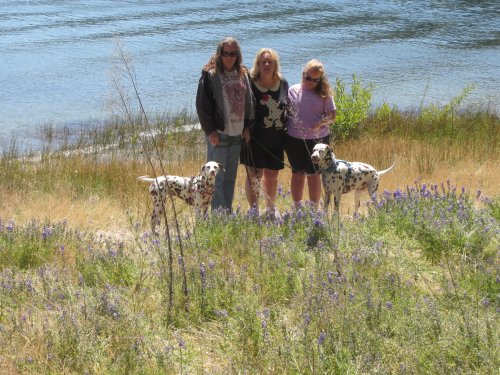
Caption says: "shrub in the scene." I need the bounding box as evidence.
[332,74,374,140]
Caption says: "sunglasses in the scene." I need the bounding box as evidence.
[221,50,238,58]
[304,74,322,83]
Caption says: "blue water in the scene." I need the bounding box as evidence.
[1,0,499,143]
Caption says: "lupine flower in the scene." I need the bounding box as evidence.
[178,337,185,348]
[262,308,270,320]
[42,226,53,239]
[330,291,339,303]
[318,331,326,345]
[327,271,334,284]
[6,220,15,232]
[24,278,34,293]
[304,313,311,326]
[199,263,206,282]
[215,310,228,318]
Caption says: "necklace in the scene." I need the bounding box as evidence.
[223,69,238,81]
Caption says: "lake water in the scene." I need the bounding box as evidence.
[1,0,499,144]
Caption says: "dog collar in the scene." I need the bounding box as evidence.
[323,160,353,178]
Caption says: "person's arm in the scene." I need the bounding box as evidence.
[243,72,255,132]
[196,70,217,136]
[312,110,336,130]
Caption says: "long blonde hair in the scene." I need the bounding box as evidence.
[303,59,333,98]
[250,48,282,82]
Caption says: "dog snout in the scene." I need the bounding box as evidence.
[207,166,219,176]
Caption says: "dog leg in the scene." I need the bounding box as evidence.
[151,210,159,234]
[353,189,363,216]
[323,193,331,211]
[151,195,165,234]
[333,193,341,213]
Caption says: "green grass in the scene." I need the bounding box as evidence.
[0,189,498,373]
[0,92,499,373]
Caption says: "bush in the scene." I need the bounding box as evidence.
[332,74,374,140]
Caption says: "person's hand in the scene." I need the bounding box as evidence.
[242,128,251,143]
[312,112,335,131]
[312,120,328,131]
[208,131,220,146]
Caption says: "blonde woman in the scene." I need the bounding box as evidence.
[285,59,336,209]
[240,48,289,219]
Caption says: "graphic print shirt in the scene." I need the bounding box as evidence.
[251,79,288,146]
[220,70,246,136]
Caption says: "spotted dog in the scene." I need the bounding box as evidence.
[311,143,395,215]
[139,161,223,233]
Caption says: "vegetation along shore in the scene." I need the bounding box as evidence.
[0,78,498,373]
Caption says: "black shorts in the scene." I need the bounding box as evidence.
[240,139,284,170]
[284,134,330,175]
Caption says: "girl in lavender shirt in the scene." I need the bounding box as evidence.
[285,59,336,209]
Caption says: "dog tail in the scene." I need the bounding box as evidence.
[378,155,396,176]
[138,175,155,183]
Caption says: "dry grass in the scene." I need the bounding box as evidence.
[2,135,498,235]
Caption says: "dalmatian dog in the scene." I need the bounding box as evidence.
[311,143,395,215]
[139,161,223,233]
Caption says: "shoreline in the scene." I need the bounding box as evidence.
[3,96,500,153]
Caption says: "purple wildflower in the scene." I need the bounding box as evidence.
[178,337,185,348]
[262,308,270,320]
[318,331,326,345]
[41,226,53,239]
[304,313,311,326]
[6,220,15,232]
[199,263,206,282]
[215,310,228,318]
[327,271,334,284]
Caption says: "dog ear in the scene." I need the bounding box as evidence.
[218,162,225,171]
